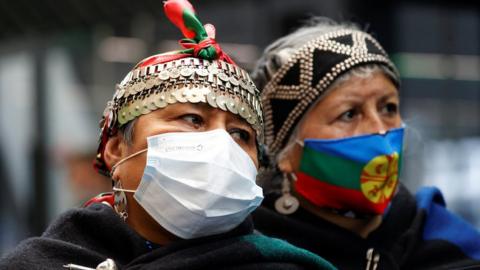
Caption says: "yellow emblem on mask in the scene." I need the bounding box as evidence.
[360,152,399,203]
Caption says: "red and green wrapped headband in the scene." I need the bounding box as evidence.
[136,0,234,68]
[94,0,262,176]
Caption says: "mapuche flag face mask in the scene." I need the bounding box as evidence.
[295,127,404,215]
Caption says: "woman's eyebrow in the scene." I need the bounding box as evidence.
[189,102,212,112]
[169,103,208,113]
[326,95,362,108]
[379,92,400,102]
[229,115,254,130]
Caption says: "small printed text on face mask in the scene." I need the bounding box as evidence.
[159,144,204,153]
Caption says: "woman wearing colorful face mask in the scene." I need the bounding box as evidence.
[251,18,480,270]
[0,3,336,270]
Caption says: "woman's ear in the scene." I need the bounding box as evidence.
[103,134,127,175]
[277,141,303,174]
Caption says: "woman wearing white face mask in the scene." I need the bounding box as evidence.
[251,18,480,270]
[0,2,336,270]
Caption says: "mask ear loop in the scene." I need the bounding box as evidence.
[110,148,148,176]
[109,148,147,221]
[274,173,300,215]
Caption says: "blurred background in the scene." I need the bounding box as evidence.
[0,0,479,254]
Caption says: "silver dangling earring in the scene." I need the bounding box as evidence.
[113,180,128,221]
[274,173,300,215]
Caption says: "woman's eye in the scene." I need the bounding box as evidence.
[180,114,203,128]
[229,128,251,143]
[382,103,398,115]
[338,109,357,122]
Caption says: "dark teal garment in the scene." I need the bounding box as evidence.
[0,203,335,270]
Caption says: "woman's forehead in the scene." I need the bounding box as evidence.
[319,72,399,104]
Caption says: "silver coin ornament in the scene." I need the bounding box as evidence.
[173,88,188,103]
[166,90,177,104]
[226,97,238,114]
[96,259,118,270]
[154,92,168,108]
[215,95,228,111]
[274,194,300,215]
[206,92,218,108]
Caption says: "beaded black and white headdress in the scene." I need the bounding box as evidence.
[261,29,400,158]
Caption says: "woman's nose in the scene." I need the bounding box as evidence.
[207,110,229,131]
[359,111,387,135]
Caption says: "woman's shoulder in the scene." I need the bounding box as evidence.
[0,203,145,269]
[37,203,112,237]
[127,232,336,270]
[1,204,336,270]
[411,186,480,266]
[0,234,106,269]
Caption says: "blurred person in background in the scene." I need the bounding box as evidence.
[0,144,23,252]
[0,2,336,270]
[251,17,480,270]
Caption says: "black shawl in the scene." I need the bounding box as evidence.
[0,203,335,270]
[253,184,480,270]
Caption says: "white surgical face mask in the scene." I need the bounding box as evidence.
[113,129,263,239]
